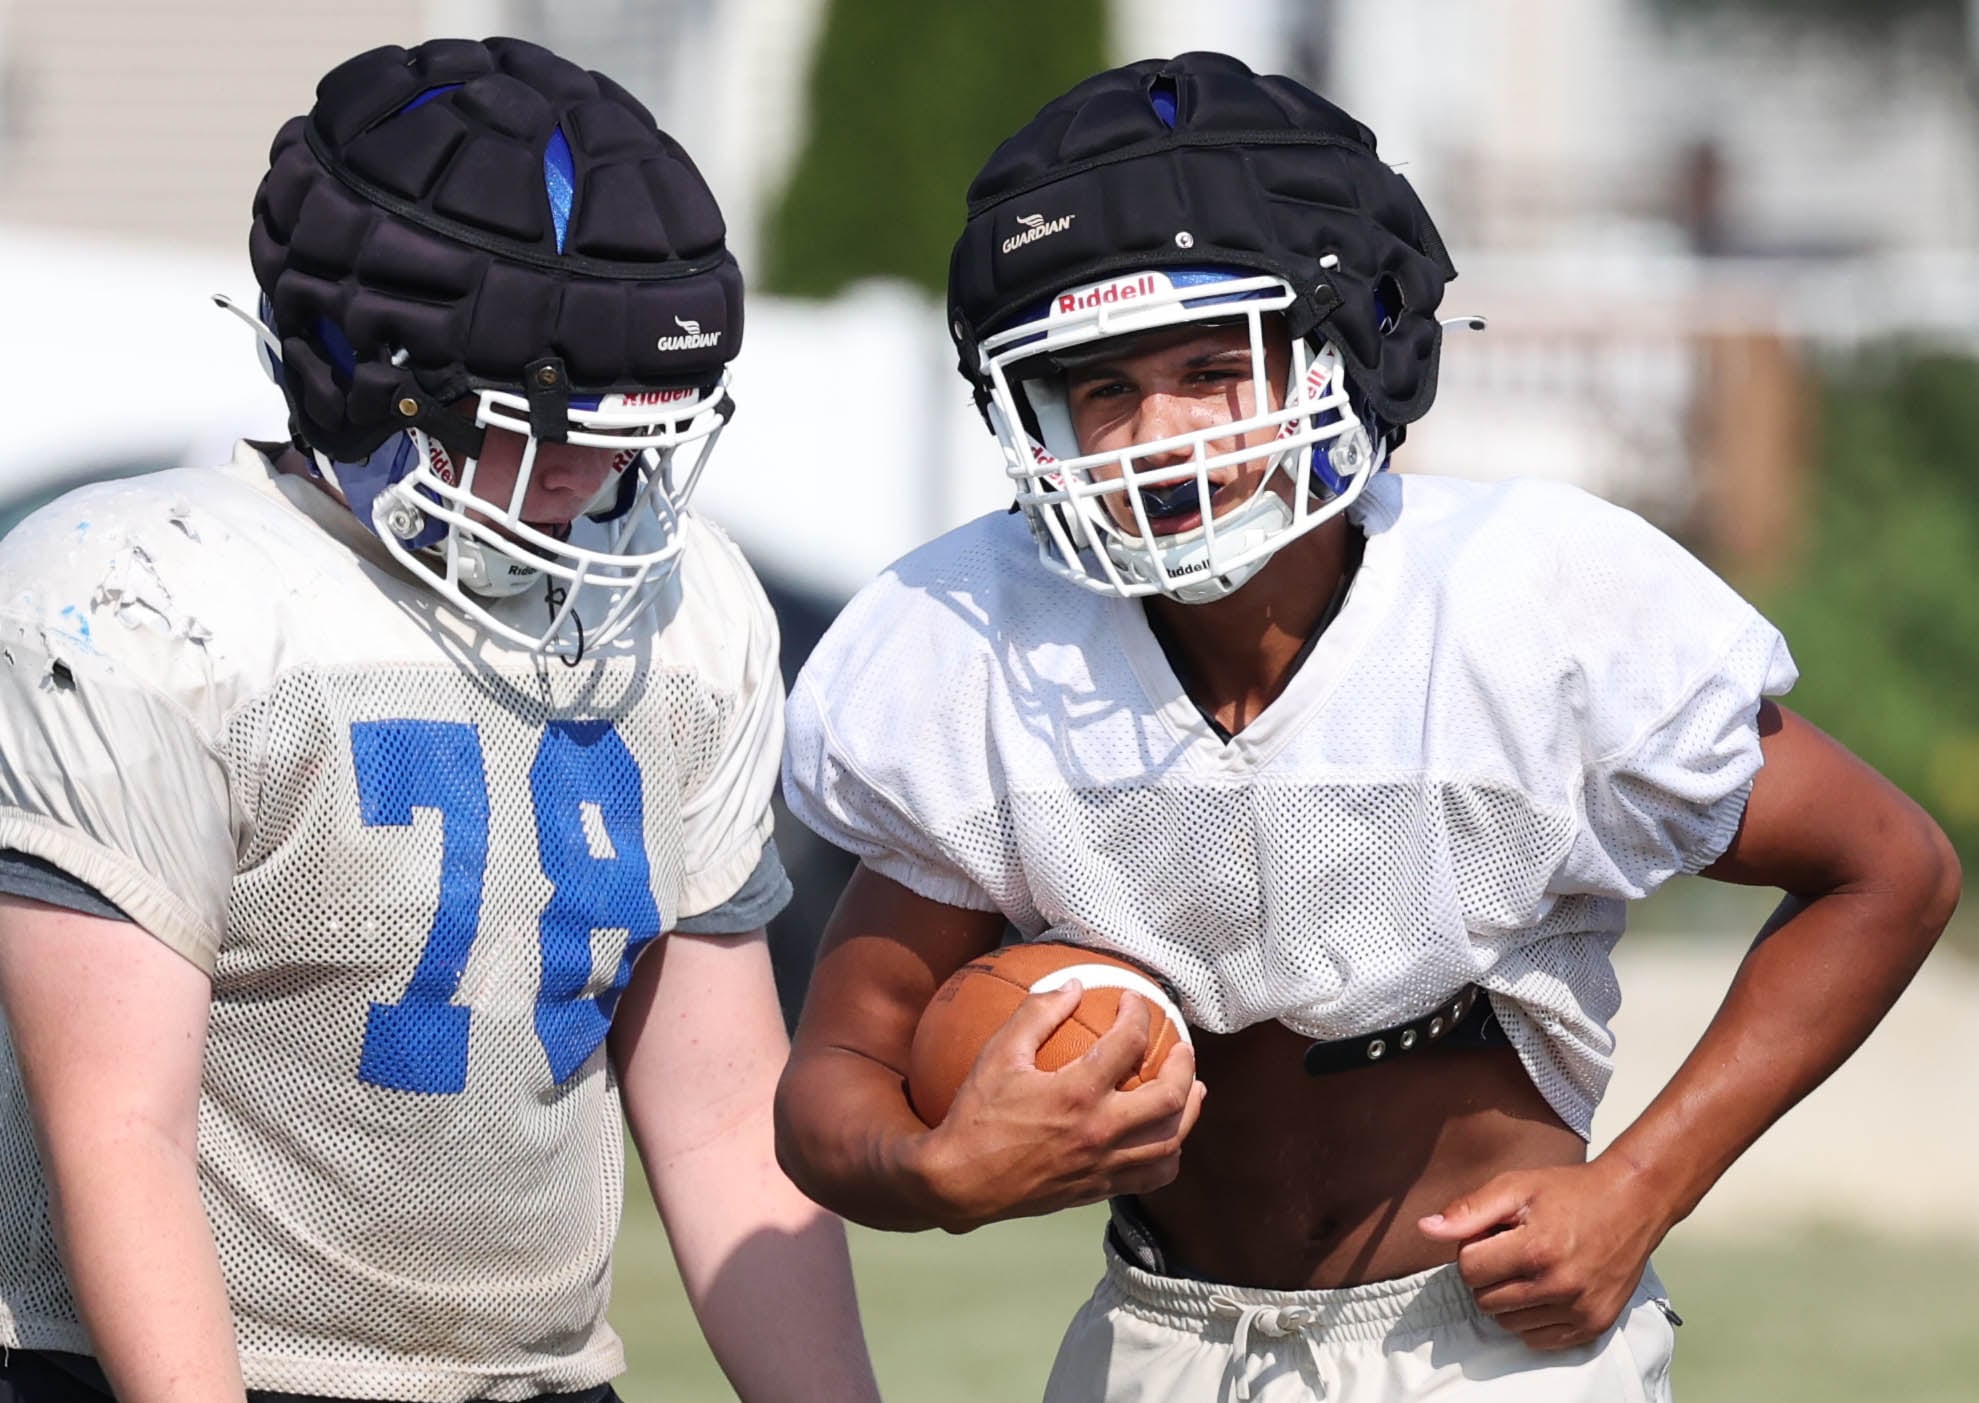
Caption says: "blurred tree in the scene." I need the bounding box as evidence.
[1757,351,1979,877]
[760,0,1106,299]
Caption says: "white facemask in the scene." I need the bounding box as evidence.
[978,269,1382,604]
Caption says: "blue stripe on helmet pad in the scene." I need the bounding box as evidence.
[545,127,575,254]
[396,83,463,115]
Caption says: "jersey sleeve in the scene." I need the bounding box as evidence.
[782,600,1002,915]
[0,849,132,921]
[670,530,788,925]
[671,838,791,935]
[1543,492,1798,900]
[0,624,236,971]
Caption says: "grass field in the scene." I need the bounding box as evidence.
[610,1174,1979,1402]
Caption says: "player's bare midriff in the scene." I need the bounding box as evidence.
[1136,1016,1584,1291]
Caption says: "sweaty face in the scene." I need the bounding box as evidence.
[1062,320,1292,537]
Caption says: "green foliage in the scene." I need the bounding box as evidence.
[1758,350,1979,869]
[760,0,1107,298]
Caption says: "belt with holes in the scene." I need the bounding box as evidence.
[1301,985,1493,1076]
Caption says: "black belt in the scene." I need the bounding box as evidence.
[1302,984,1500,1076]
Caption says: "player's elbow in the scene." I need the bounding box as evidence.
[774,1051,956,1233]
[771,1054,849,1212]
[1913,813,1963,939]
[770,1068,820,1198]
[1870,801,1963,952]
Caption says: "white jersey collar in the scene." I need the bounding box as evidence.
[1110,473,1405,774]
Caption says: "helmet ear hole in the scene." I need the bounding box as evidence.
[1373,272,1404,336]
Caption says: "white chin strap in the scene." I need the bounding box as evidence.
[1099,482,1295,604]
[449,533,546,598]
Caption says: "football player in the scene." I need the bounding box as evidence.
[773,52,1960,1401]
[0,38,881,1403]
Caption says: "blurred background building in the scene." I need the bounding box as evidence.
[0,9,1975,1389]
[5,1,1977,569]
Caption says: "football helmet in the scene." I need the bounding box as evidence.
[978,266,1380,603]
[243,38,743,653]
[948,52,1457,603]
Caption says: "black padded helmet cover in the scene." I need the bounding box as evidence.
[250,37,743,463]
[947,52,1456,431]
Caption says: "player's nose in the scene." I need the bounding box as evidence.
[1133,391,1212,468]
[533,443,619,495]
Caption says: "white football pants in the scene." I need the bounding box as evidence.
[1042,1235,1679,1402]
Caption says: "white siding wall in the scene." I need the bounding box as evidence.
[0,1,433,249]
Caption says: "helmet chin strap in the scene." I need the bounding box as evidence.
[1093,394,1361,605]
[1103,489,1294,604]
[450,533,545,598]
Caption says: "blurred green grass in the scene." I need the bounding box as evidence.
[610,1178,1979,1402]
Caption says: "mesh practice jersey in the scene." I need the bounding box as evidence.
[785,472,1796,1137]
[0,443,783,1400]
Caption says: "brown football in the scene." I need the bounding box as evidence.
[906,942,1191,1126]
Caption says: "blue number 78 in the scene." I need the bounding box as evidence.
[350,718,664,1094]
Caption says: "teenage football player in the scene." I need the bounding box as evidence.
[0,38,881,1403]
[774,52,1959,1401]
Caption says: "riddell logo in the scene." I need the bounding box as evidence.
[617,388,697,407]
[1002,211,1075,253]
[656,315,721,352]
[1054,274,1161,317]
[426,438,458,486]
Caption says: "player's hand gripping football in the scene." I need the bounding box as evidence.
[1418,1154,1670,1350]
[919,982,1206,1230]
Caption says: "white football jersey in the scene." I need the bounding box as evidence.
[785,472,1796,1137]
[0,443,783,1400]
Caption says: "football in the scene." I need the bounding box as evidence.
[907,942,1192,1126]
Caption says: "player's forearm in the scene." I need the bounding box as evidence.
[1601,860,1958,1232]
[688,1205,881,1403]
[40,1124,246,1403]
[643,1098,883,1403]
[773,1047,962,1233]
